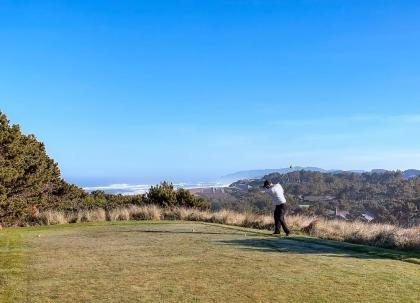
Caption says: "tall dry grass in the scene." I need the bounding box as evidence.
[36,210,68,225]
[304,218,420,250]
[32,205,420,250]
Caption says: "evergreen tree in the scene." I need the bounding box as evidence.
[0,111,83,224]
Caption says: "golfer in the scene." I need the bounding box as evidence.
[263,180,290,236]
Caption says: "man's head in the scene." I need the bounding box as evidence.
[263,180,273,189]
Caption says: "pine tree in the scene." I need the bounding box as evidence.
[0,111,83,225]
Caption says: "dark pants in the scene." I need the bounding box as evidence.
[274,204,290,234]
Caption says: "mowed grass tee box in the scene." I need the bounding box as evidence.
[1,222,419,303]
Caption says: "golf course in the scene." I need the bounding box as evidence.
[1,221,419,303]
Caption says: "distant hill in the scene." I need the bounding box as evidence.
[216,170,420,226]
[403,169,420,179]
[219,167,330,182]
[220,167,420,183]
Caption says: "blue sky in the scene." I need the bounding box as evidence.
[1,1,420,185]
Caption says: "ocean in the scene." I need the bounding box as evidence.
[82,181,229,195]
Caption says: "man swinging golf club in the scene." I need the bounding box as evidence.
[263,180,290,236]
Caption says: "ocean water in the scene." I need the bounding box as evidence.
[83,182,229,195]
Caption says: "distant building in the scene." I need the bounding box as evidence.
[233,183,252,191]
[335,208,350,220]
[361,213,375,222]
[304,195,335,202]
[325,210,335,216]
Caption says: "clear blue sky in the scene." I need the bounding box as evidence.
[1,1,420,185]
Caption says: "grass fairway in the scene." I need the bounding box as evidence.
[1,222,419,303]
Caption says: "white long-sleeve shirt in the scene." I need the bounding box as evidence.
[265,183,287,205]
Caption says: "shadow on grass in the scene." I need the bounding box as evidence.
[114,228,416,262]
[218,237,419,263]
[111,228,419,263]
[67,224,419,264]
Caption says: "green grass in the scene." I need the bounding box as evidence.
[1,221,419,303]
[0,229,26,302]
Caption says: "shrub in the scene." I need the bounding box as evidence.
[145,181,177,207]
[77,208,107,223]
[108,207,131,221]
[145,181,209,210]
[129,205,162,221]
[176,188,209,209]
[36,210,67,225]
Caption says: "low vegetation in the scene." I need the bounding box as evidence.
[18,205,418,251]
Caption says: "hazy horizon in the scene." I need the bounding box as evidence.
[68,166,419,190]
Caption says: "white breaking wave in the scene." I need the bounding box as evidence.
[83,182,229,195]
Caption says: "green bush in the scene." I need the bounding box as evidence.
[79,191,144,210]
[146,181,208,210]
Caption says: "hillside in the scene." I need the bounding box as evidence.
[219,167,329,182]
[1,221,419,303]
[403,169,420,179]
[220,167,420,183]
[202,171,420,226]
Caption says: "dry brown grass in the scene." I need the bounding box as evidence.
[76,209,107,223]
[129,205,162,220]
[306,218,420,250]
[108,207,130,221]
[33,205,419,250]
[36,210,68,225]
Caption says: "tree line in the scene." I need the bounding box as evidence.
[0,112,207,226]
